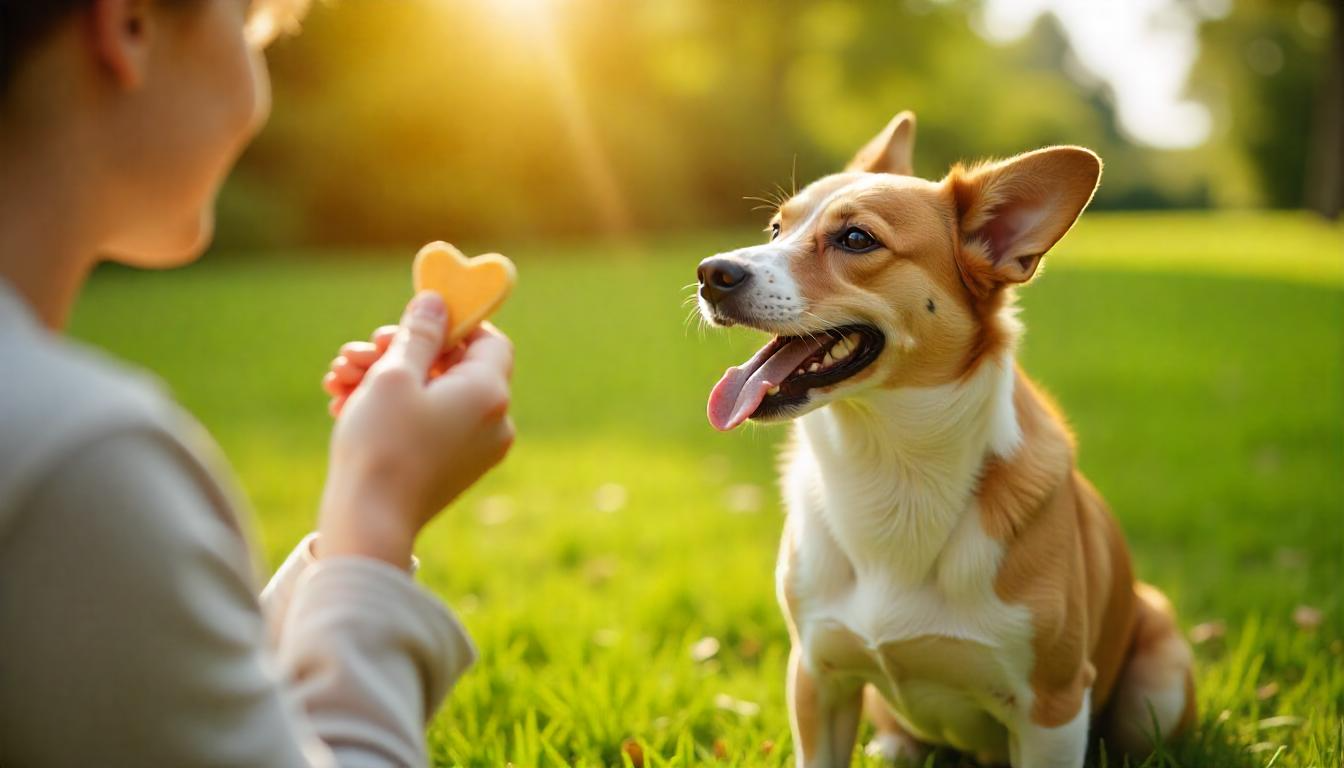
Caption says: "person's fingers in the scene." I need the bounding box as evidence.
[328,395,347,418]
[339,341,381,368]
[372,325,398,352]
[330,356,365,386]
[378,292,448,377]
[429,345,468,378]
[322,371,345,397]
[455,323,514,380]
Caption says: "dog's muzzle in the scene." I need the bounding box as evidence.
[697,256,751,308]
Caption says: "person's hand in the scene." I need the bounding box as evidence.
[322,321,474,415]
[317,291,515,567]
[321,324,397,417]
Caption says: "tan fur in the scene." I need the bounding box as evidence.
[846,111,917,176]
[790,647,822,763]
[1100,584,1198,752]
[979,370,1139,727]
[707,112,1192,766]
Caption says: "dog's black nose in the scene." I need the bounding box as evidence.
[697,257,751,304]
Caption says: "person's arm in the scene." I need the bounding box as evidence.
[261,533,322,647]
[0,430,471,767]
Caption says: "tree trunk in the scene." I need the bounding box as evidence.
[1307,0,1343,219]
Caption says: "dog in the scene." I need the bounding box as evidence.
[696,111,1194,767]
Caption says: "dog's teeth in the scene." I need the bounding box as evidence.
[834,339,853,359]
[808,362,821,372]
[822,352,834,366]
[767,385,780,396]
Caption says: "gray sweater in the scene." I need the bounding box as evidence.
[0,281,475,767]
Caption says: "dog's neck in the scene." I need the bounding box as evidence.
[796,354,1022,582]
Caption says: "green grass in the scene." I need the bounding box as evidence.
[70,212,1343,767]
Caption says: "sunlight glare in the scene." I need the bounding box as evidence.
[475,0,562,36]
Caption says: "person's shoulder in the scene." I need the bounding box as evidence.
[1,323,177,426]
[0,326,191,501]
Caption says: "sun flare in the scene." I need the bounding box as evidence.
[474,0,562,32]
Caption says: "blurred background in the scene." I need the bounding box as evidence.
[74,1,1342,764]
[217,0,1343,250]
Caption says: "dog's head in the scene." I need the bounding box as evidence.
[699,111,1101,431]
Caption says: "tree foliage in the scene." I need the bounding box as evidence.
[215,0,1338,248]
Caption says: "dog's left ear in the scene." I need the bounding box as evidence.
[947,146,1101,293]
[846,111,916,175]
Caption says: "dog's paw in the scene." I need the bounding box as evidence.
[864,731,928,765]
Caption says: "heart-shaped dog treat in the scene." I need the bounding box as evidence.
[412,241,517,345]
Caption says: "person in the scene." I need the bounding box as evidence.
[0,0,515,764]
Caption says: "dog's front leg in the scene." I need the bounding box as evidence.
[788,646,863,768]
[1008,690,1090,768]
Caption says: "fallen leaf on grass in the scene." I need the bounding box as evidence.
[724,484,764,513]
[594,483,628,513]
[760,740,775,756]
[1256,682,1280,700]
[691,636,721,662]
[713,739,728,760]
[1293,605,1322,631]
[737,637,763,661]
[476,495,515,526]
[1256,715,1304,730]
[621,738,644,768]
[1189,620,1226,645]
[713,693,761,717]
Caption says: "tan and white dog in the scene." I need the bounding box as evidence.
[696,112,1194,767]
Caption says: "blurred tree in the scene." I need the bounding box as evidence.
[1187,0,1338,211]
[212,0,1338,250]
[1306,0,1341,218]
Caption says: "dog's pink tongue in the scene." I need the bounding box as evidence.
[708,337,828,431]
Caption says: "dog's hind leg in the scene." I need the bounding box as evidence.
[861,686,928,765]
[1101,582,1196,755]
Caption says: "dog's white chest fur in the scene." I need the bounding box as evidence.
[778,359,1037,758]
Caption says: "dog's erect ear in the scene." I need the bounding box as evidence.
[846,111,917,175]
[947,146,1101,293]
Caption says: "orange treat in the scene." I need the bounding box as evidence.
[411,241,516,346]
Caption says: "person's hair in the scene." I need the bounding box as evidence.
[0,0,311,96]
[0,1,88,94]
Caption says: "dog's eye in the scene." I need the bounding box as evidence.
[769,222,781,241]
[839,227,878,252]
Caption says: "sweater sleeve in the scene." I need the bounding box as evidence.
[0,429,476,767]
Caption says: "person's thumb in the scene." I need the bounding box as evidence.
[382,291,449,376]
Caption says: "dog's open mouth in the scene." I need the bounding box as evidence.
[707,325,885,431]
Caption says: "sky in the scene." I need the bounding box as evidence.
[979,0,1230,149]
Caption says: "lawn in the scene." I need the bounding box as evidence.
[70,212,1343,767]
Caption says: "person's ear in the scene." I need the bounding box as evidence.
[846,111,917,176]
[88,0,153,89]
[945,146,1101,295]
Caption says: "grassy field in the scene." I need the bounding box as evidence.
[70,212,1342,767]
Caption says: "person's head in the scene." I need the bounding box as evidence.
[0,0,309,267]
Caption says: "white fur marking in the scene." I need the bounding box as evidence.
[987,357,1023,458]
[781,353,1038,762]
[1012,689,1090,768]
